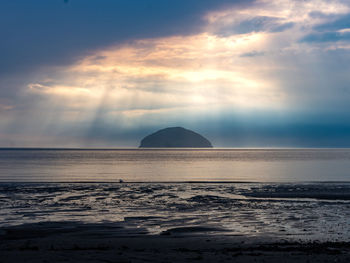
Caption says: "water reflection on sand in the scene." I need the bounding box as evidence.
[1,182,350,242]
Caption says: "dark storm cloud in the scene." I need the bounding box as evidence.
[0,0,252,76]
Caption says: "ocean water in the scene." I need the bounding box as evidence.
[1,148,350,241]
[1,148,350,182]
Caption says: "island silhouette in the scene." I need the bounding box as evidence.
[139,127,213,148]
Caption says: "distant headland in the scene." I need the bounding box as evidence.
[139,127,213,148]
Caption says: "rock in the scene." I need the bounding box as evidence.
[139,127,213,148]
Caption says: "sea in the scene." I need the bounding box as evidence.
[1,148,350,241]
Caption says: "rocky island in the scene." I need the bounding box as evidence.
[139,127,213,148]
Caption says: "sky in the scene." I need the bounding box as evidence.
[1,0,350,147]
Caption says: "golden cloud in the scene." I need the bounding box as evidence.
[29,30,286,115]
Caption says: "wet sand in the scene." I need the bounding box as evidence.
[1,222,350,263]
[2,182,350,262]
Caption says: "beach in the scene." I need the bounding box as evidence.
[2,149,350,262]
[2,221,350,263]
[2,182,350,262]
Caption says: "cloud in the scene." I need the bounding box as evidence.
[313,13,350,31]
[300,31,350,43]
[0,0,255,113]
[27,32,285,113]
[213,16,294,36]
[240,50,265,57]
[0,0,252,77]
[2,0,350,147]
[301,12,350,43]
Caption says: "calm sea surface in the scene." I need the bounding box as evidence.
[1,148,350,182]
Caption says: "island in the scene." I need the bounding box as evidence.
[139,127,213,148]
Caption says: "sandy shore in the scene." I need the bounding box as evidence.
[1,222,350,262]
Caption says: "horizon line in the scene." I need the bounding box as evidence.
[2,147,350,150]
